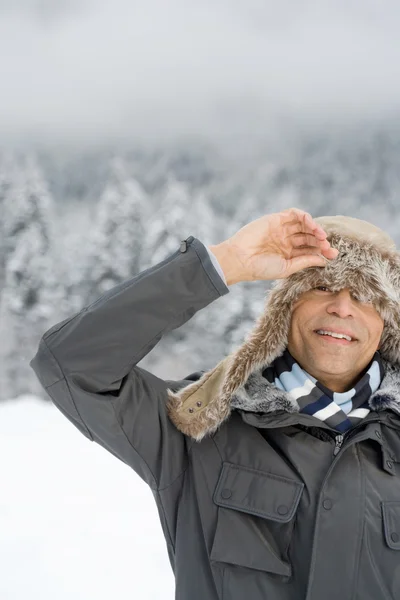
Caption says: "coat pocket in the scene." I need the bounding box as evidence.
[382,501,400,550]
[210,462,304,578]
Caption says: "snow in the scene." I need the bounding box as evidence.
[0,395,175,600]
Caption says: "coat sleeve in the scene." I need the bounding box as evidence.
[29,236,229,490]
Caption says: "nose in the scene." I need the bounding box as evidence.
[326,288,355,319]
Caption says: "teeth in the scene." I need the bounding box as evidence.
[316,330,352,341]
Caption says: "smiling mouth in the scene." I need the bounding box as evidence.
[314,330,356,344]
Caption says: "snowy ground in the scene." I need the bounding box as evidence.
[0,396,175,600]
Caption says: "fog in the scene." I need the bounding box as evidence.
[1,0,399,147]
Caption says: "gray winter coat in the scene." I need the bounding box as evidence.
[30,236,400,600]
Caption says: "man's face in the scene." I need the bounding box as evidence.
[287,286,384,392]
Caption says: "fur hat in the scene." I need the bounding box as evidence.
[167,215,400,440]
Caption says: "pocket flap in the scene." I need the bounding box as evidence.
[213,462,304,523]
[382,501,400,550]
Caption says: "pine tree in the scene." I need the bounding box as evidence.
[0,154,62,400]
[141,176,193,268]
[83,156,147,304]
[0,152,14,292]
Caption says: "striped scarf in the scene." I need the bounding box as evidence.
[262,349,384,433]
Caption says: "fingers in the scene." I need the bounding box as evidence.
[284,208,327,240]
[283,254,329,277]
[291,246,338,259]
[291,233,330,248]
[278,210,339,276]
[283,209,337,256]
[303,214,327,240]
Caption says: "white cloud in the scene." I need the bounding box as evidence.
[0,0,399,145]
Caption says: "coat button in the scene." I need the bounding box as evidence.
[323,499,333,510]
[221,488,232,499]
[391,532,399,543]
[277,505,289,516]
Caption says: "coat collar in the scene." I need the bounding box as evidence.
[167,355,400,441]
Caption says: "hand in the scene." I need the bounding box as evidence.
[209,208,339,285]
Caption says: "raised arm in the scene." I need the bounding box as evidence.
[30,236,229,489]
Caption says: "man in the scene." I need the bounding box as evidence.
[30,209,400,600]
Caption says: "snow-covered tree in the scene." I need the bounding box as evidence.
[141,176,193,268]
[0,155,62,400]
[0,152,14,292]
[141,176,223,269]
[83,156,147,304]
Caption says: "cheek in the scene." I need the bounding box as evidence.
[289,310,311,342]
[368,315,384,343]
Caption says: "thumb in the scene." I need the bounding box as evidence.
[283,254,328,277]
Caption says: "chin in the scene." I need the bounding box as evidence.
[314,356,349,375]
[308,355,349,374]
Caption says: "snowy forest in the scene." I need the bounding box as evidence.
[2,125,400,402]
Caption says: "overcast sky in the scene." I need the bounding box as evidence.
[0,0,399,147]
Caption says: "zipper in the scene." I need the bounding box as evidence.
[333,434,344,456]
[331,419,379,457]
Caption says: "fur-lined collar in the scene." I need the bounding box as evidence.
[167,354,400,441]
[166,216,400,441]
